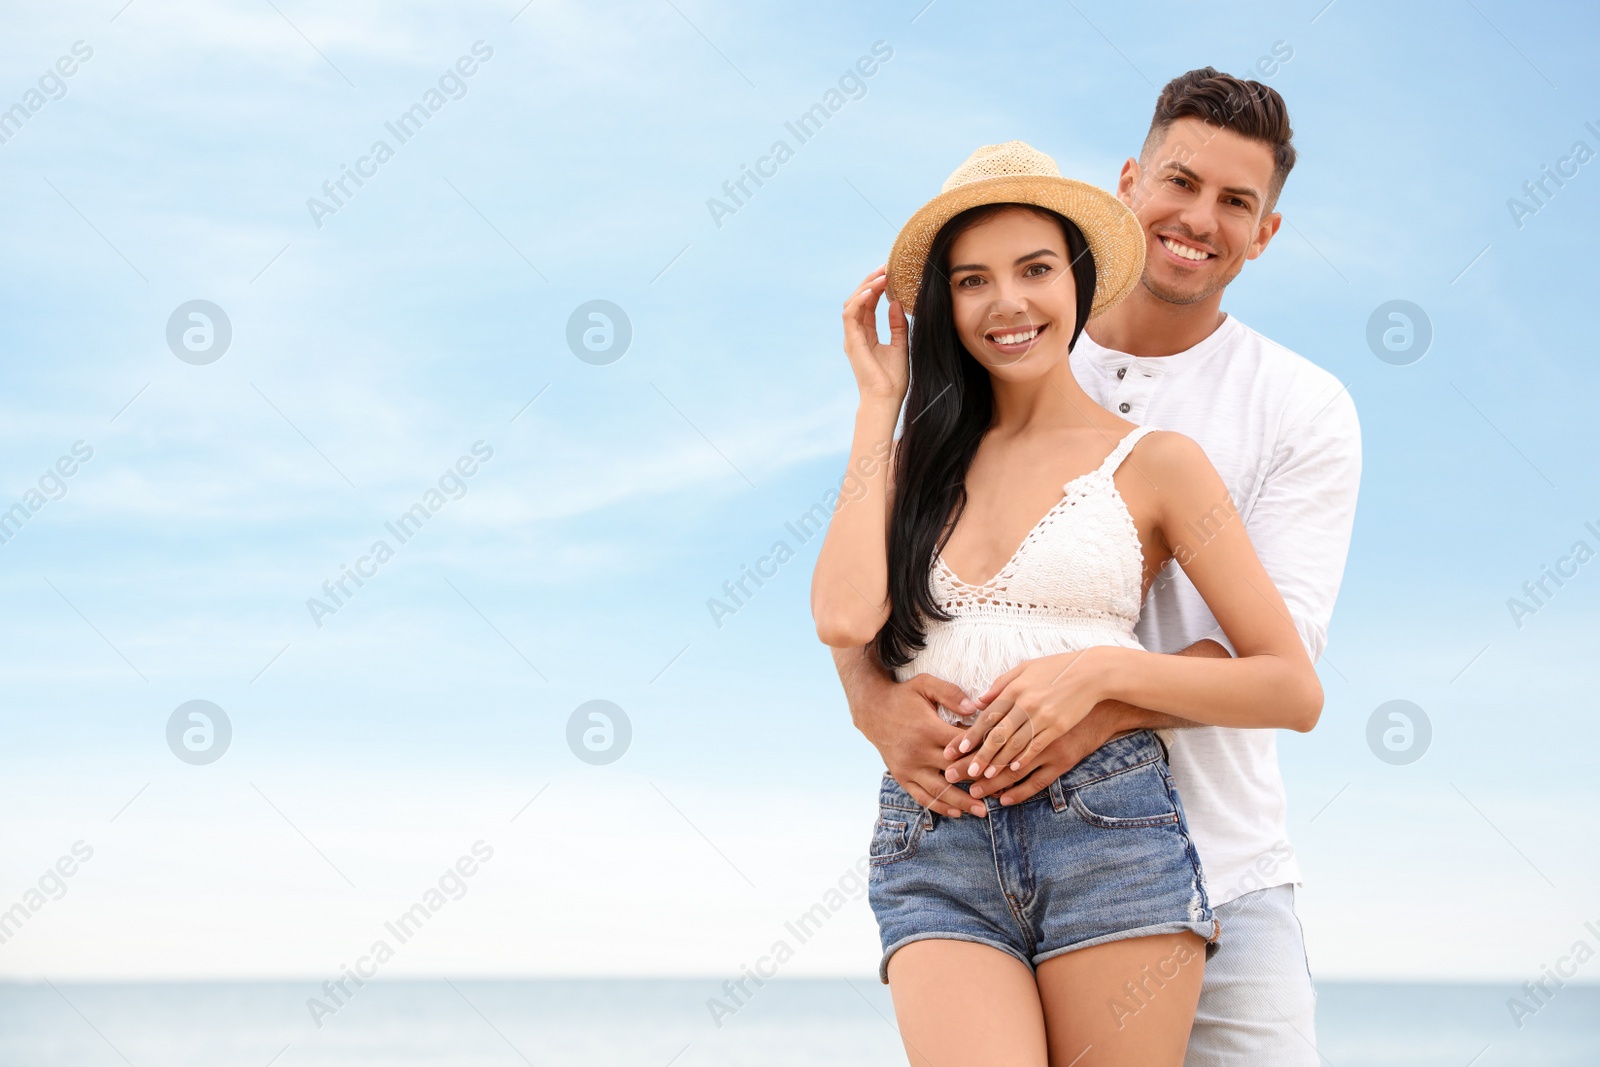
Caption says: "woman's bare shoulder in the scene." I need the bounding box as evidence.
[1130,428,1210,467]
[1126,429,1227,496]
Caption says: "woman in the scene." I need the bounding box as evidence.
[810,141,1322,1067]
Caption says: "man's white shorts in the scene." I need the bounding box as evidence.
[1186,884,1318,1066]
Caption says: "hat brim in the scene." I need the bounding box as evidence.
[886,174,1146,320]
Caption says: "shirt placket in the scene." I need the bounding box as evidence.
[1106,359,1166,423]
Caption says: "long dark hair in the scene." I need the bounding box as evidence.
[873,203,1098,669]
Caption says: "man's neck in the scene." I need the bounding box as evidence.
[1084,284,1228,358]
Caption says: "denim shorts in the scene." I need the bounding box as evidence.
[868,730,1219,983]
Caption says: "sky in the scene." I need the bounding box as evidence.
[1,0,1598,993]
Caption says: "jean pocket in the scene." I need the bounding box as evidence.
[869,812,920,867]
[1068,761,1181,829]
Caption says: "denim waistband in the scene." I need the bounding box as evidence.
[1057,728,1164,791]
[877,729,1165,816]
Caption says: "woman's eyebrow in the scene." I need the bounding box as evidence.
[948,249,1060,273]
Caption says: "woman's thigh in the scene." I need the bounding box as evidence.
[887,939,1049,1067]
[1035,932,1206,1067]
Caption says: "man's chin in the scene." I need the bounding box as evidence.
[1140,278,1205,305]
[1141,267,1237,307]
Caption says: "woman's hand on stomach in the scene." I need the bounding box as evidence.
[941,648,1110,781]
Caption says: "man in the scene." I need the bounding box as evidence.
[833,67,1360,1063]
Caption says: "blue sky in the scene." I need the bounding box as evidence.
[1,0,1597,988]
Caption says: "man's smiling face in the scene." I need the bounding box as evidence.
[1122,115,1282,306]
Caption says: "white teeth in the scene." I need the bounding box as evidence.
[991,327,1039,345]
[1161,236,1211,261]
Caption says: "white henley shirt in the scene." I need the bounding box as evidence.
[1071,312,1361,907]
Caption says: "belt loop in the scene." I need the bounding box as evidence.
[1048,774,1068,813]
[1154,729,1171,763]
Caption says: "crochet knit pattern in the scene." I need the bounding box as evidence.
[897,425,1156,726]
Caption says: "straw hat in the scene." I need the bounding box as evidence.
[886,140,1146,319]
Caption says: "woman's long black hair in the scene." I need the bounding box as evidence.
[873,203,1099,669]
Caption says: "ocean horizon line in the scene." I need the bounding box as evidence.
[5,975,1597,987]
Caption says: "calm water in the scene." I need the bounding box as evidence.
[1,979,1595,1065]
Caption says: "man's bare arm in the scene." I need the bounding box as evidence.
[833,643,894,727]
[833,645,988,818]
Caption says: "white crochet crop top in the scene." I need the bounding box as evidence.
[895,425,1156,726]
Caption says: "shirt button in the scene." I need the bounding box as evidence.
[1117,367,1127,379]
[1119,402,1131,413]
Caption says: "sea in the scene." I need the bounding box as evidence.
[0,979,1594,1065]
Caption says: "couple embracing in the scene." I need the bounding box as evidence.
[811,68,1360,1066]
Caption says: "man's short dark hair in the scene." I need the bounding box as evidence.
[1142,67,1296,213]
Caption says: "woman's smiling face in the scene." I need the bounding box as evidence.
[945,206,1080,381]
